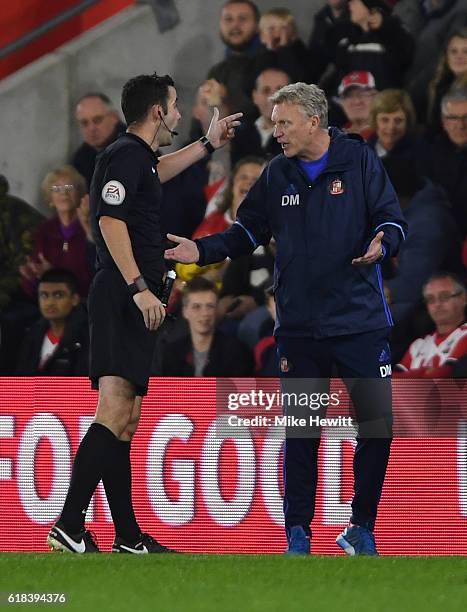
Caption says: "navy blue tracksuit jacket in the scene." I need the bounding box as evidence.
[196,128,407,338]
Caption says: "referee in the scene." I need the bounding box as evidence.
[47,73,242,553]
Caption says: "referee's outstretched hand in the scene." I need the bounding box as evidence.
[133,290,165,331]
[164,234,200,264]
[206,107,243,148]
[352,231,385,266]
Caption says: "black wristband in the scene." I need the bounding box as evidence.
[128,275,148,296]
[199,135,215,156]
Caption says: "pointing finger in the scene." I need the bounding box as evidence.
[223,112,243,122]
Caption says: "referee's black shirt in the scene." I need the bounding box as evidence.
[90,133,165,292]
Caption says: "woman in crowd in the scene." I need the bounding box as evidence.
[427,27,467,133]
[19,164,94,298]
[367,89,418,163]
[175,156,265,285]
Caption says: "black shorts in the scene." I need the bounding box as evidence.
[88,269,158,396]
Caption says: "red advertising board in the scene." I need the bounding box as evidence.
[0,378,466,554]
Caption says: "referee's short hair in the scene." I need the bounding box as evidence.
[121,72,175,126]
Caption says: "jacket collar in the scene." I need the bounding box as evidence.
[282,127,356,184]
[323,127,358,172]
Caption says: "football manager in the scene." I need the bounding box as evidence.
[165,82,408,556]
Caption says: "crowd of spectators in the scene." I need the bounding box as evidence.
[1,0,466,377]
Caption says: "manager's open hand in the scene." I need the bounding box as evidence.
[133,290,165,331]
[206,107,243,148]
[352,231,385,266]
[164,233,200,264]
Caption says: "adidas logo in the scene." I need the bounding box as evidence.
[379,348,389,363]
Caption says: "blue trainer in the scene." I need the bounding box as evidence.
[336,525,379,556]
[285,526,311,555]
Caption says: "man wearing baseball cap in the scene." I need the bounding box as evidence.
[338,70,377,140]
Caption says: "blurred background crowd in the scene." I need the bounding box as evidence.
[1,0,466,378]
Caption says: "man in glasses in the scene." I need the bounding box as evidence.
[419,88,467,240]
[396,273,467,377]
[71,92,125,188]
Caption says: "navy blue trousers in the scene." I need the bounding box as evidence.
[276,327,393,533]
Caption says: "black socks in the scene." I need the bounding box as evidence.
[60,423,118,533]
[102,440,140,542]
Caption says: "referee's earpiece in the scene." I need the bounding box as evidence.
[158,110,179,137]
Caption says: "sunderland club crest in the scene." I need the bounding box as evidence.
[330,178,345,195]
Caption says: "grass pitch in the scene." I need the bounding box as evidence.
[2,554,467,612]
